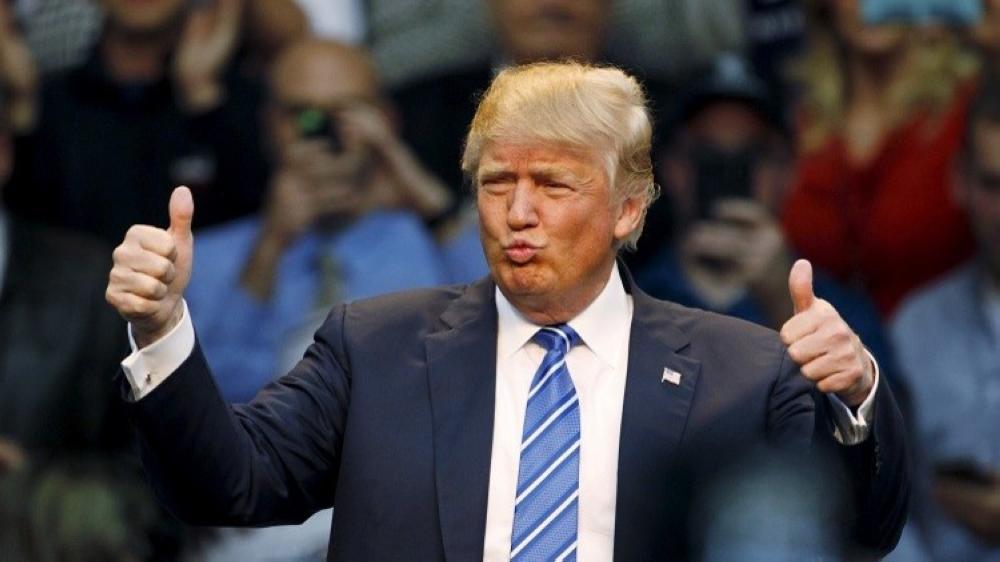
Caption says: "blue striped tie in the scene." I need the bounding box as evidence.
[510,324,581,562]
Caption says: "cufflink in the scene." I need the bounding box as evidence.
[662,368,682,386]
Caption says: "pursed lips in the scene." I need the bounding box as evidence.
[503,239,544,264]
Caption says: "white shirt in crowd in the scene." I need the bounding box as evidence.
[294,0,365,44]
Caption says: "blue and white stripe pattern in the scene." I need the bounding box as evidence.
[510,324,581,562]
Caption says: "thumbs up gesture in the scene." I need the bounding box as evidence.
[106,187,195,348]
[780,259,875,406]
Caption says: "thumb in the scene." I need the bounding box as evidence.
[168,186,194,241]
[789,258,815,314]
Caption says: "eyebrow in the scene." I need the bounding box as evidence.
[476,165,515,182]
[476,164,592,185]
[529,164,583,181]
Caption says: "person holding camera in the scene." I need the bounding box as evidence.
[181,39,450,405]
[636,55,893,370]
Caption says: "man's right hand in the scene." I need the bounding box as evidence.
[106,187,195,348]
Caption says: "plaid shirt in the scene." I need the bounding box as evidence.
[16,0,102,74]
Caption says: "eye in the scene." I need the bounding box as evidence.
[543,181,573,194]
[480,178,513,194]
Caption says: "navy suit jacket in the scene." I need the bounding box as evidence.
[126,272,908,560]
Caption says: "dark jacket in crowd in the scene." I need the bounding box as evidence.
[0,217,128,453]
[5,47,270,245]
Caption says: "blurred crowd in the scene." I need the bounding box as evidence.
[0,0,998,560]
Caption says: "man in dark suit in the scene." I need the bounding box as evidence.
[107,61,909,560]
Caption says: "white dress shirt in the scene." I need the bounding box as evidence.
[121,264,878,560]
[483,264,634,561]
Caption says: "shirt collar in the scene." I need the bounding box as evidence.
[495,263,631,369]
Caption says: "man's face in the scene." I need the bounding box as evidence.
[477,141,641,320]
[100,0,187,36]
[489,0,609,64]
[958,121,1000,278]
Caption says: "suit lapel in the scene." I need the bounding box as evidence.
[614,271,702,559]
[425,278,498,562]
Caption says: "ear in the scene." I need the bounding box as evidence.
[613,194,645,242]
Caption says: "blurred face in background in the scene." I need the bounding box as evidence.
[99,0,187,37]
[827,0,907,57]
[661,101,793,226]
[268,42,381,169]
[957,120,1000,280]
[489,0,610,64]
[970,0,1000,55]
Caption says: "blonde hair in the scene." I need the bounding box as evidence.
[461,61,658,250]
[791,7,979,152]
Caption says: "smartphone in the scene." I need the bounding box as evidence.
[692,145,756,220]
[861,0,983,26]
[296,108,343,153]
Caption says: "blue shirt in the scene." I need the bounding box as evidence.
[891,262,1000,562]
[186,211,447,402]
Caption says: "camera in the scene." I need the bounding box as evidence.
[295,108,343,152]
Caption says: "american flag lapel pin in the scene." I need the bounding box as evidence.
[662,367,682,386]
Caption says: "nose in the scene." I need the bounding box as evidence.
[507,180,539,230]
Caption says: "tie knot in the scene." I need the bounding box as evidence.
[532,324,581,353]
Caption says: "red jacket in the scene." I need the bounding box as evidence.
[783,85,976,316]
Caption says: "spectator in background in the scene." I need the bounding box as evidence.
[393,0,673,282]
[393,0,612,216]
[393,0,611,212]
[1,0,302,245]
[186,39,448,405]
[0,84,183,562]
[0,110,127,456]
[783,0,979,316]
[891,80,1000,562]
[7,0,305,76]
[637,54,893,372]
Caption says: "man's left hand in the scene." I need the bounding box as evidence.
[780,259,874,407]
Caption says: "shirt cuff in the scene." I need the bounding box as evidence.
[121,300,195,401]
[826,349,879,446]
